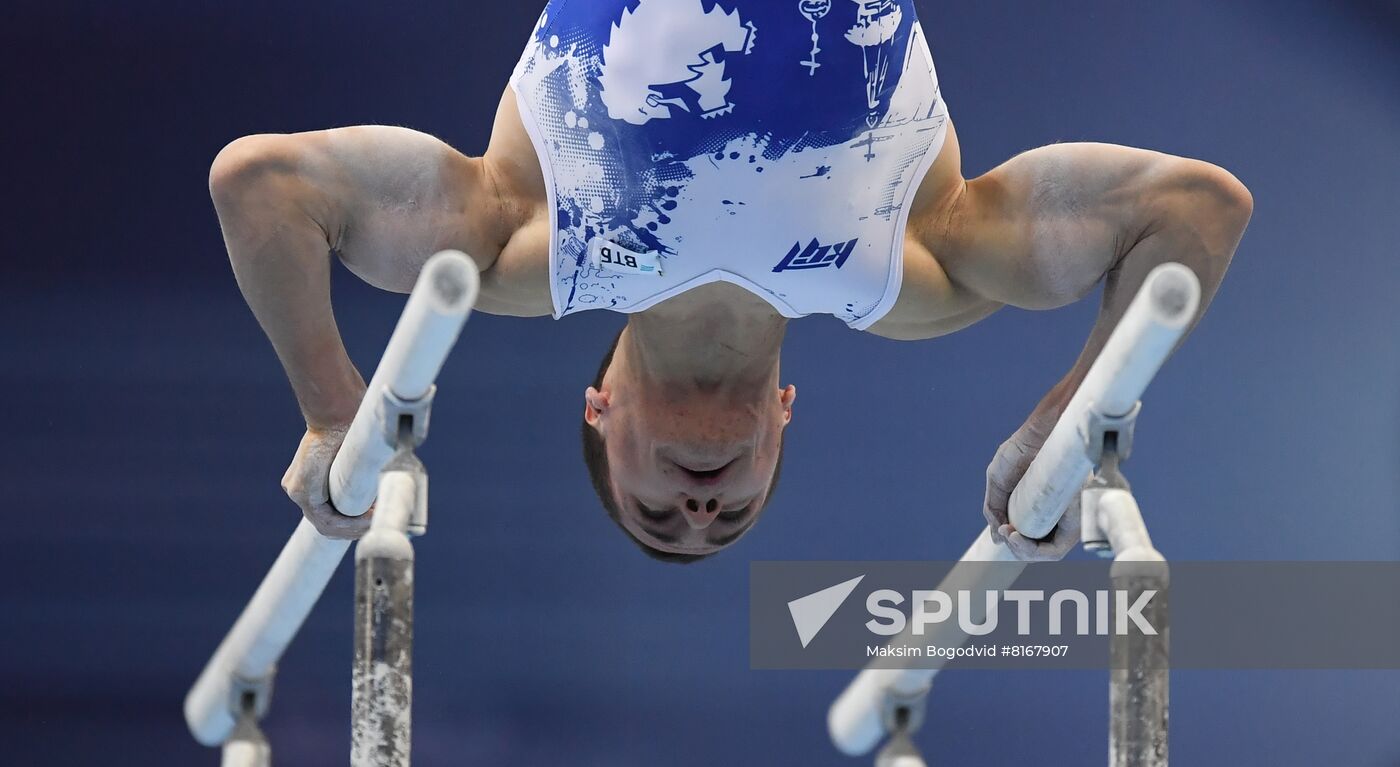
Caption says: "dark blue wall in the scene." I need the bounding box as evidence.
[3,1,1398,764]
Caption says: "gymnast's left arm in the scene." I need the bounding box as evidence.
[936,142,1254,560]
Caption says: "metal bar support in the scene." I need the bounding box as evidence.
[186,251,477,758]
[350,398,432,767]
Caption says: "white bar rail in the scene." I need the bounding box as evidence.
[185,251,479,747]
[1009,262,1199,539]
[827,263,1199,757]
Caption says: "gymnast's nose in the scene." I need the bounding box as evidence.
[681,497,720,530]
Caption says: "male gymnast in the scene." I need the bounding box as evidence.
[208,0,1252,562]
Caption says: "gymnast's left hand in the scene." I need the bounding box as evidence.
[281,425,373,539]
[982,409,1080,562]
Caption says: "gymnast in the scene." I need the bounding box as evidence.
[208,0,1251,562]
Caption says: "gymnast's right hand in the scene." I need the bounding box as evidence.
[983,408,1080,562]
[281,425,372,539]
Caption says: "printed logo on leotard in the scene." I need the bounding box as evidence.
[772,237,859,272]
[598,0,757,125]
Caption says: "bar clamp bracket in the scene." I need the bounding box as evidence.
[1079,400,1141,468]
[381,385,436,450]
[228,673,273,722]
[1080,402,1141,557]
[880,685,928,741]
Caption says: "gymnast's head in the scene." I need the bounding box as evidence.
[582,328,794,563]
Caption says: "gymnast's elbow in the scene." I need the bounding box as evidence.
[1150,158,1254,270]
[208,135,334,233]
[211,135,291,205]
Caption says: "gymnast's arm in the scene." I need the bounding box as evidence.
[934,142,1253,559]
[208,107,547,536]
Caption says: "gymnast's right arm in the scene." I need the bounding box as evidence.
[207,122,540,537]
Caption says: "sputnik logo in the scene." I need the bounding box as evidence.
[787,575,865,648]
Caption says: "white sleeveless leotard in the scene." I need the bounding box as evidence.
[510,0,948,329]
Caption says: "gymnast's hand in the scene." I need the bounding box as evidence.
[983,409,1080,562]
[281,425,372,539]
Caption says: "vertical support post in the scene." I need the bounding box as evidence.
[351,463,421,767]
[875,729,926,767]
[1109,556,1169,767]
[1085,443,1169,767]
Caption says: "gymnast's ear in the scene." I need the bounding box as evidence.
[779,384,796,426]
[584,386,610,431]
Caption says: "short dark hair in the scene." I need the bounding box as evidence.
[582,329,784,563]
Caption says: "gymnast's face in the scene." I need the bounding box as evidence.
[584,377,795,557]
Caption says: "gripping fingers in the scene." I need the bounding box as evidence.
[280,425,369,538]
[284,468,373,539]
[983,437,1036,544]
[999,495,1081,562]
[282,461,372,540]
[305,501,372,539]
[984,475,1010,543]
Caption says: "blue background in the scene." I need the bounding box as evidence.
[2,1,1397,764]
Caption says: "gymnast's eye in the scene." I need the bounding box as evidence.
[637,503,675,522]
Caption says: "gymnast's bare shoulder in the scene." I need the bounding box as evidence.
[209,89,554,318]
[872,120,1252,344]
[866,118,1002,341]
